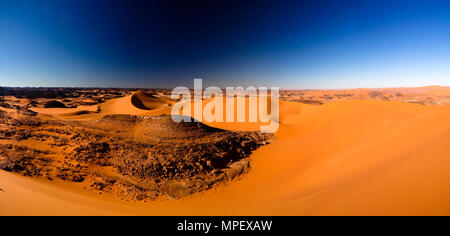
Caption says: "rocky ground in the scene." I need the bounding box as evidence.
[0,105,273,200]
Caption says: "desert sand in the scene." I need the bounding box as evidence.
[2,87,450,215]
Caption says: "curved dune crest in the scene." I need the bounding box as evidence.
[95,92,174,118]
[131,91,174,110]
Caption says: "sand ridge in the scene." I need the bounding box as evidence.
[28,91,175,120]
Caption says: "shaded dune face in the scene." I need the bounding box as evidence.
[131,91,174,110]
[0,113,273,200]
[59,110,94,116]
[44,100,67,108]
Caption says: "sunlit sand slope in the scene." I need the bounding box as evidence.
[2,99,450,215]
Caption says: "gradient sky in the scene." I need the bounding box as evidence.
[1,0,450,89]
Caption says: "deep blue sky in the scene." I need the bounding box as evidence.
[1,0,449,89]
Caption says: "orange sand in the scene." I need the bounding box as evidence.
[2,92,450,216]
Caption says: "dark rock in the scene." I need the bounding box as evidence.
[44,100,67,108]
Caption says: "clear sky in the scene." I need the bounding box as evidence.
[1,0,449,89]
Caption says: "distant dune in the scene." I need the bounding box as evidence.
[44,100,67,108]
[131,91,174,110]
[27,91,174,120]
[280,86,450,105]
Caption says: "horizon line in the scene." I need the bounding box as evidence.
[1,85,448,91]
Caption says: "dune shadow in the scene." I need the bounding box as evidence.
[131,91,173,110]
[60,110,95,116]
[131,92,151,110]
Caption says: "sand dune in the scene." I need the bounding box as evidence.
[2,91,450,215]
[0,95,273,204]
[281,86,450,105]
[44,100,67,108]
[131,91,174,110]
[28,91,174,120]
[98,91,174,117]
